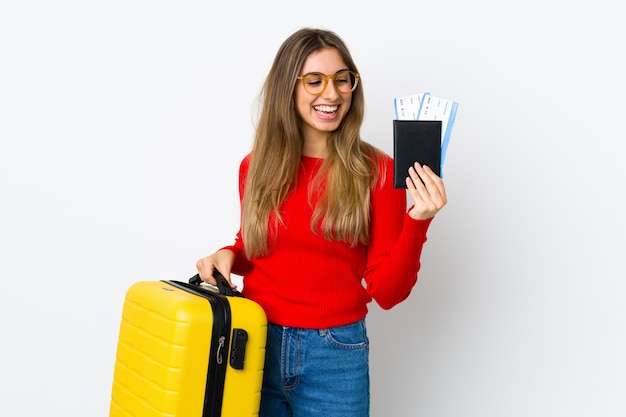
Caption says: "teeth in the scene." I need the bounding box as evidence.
[314,105,338,113]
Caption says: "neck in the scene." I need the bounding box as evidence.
[302,133,328,158]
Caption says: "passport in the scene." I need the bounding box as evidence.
[393,120,442,188]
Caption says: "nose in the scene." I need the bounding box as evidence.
[321,78,341,99]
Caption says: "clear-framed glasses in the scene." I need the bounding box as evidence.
[297,69,360,96]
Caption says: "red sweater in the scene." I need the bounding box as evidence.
[223,154,432,328]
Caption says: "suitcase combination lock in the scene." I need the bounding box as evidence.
[229,329,248,370]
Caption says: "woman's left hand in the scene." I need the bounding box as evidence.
[406,162,448,220]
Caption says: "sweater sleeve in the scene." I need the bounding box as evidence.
[362,156,433,310]
[220,155,254,275]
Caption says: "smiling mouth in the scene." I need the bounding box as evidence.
[313,105,338,115]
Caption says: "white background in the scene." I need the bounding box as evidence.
[1,1,625,416]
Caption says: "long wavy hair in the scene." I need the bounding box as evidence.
[242,28,384,258]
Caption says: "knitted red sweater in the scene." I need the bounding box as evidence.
[223,154,432,328]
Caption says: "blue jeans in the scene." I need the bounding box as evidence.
[259,319,370,417]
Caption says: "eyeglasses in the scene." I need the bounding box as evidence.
[297,69,360,96]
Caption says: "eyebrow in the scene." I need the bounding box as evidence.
[302,68,351,75]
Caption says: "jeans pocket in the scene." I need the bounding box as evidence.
[324,319,368,350]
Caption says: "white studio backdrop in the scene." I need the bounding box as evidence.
[1,1,625,416]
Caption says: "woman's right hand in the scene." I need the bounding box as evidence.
[196,249,236,288]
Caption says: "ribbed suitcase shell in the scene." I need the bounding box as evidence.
[109,280,267,417]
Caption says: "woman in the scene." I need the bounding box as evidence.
[196,27,447,417]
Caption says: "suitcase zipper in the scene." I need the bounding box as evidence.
[204,294,230,417]
[164,281,232,417]
[216,336,225,365]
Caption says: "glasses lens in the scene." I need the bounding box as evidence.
[334,70,356,93]
[302,73,325,95]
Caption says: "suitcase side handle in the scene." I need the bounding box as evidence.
[189,270,237,297]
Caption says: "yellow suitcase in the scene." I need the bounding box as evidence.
[109,272,267,417]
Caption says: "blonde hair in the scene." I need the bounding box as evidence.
[242,28,384,258]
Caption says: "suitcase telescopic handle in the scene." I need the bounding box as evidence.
[189,269,236,297]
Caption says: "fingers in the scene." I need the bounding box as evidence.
[406,163,433,194]
[196,256,218,285]
[406,163,447,220]
[419,164,447,202]
[195,250,237,289]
